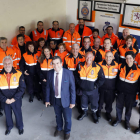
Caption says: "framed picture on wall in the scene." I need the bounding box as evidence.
[78,0,93,21]
[122,4,140,28]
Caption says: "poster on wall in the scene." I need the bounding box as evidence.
[78,0,93,21]
[94,1,121,14]
[122,4,140,28]
[94,11,120,37]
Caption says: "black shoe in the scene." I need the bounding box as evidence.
[112,120,120,127]
[29,96,33,103]
[96,110,101,119]
[134,127,140,134]
[125,122,130,130]
[54,129,62,137]
[64,133,70,140]
[77,107,83,114]
[92,112,99,124]
[106,112,112,122]
[36,94,42,101]
[5,130,11,135]
[0,111,3,117]
[77,110,88,121]
[19,129,24,135]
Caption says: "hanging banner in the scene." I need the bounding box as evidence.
[122,4,140,28]
[94,11,120,37]
[94,1,122,14]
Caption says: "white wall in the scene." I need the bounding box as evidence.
[0,0,66,45]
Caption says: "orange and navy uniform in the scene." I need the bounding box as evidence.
[0,47,17,70]
[11,35,31,46]
[63,30,81,52]
[79,46,97,57]
[48,28,64,45]
[98,60,118,90]
[37,47,43,57]
[135,53,140,68]
[118,44,138,64]
[113,36,138,51]
[102,33,118,46]
[75,61,105,91]
[63,53,85,72]
[30,29,48,42]
[37,54,53,81]
[19,50,40,75]
[54,50,68,64]
[0,67,26,102]
[75,24,92,47]
[116,63,140,95]
[11,43,22,69]
[95,47,119,63]
[90,35,103,47]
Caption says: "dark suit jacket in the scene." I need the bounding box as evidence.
[46,68,76,108]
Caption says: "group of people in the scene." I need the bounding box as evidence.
[0,18,140,140]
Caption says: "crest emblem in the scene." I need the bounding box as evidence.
[103,21,110,35]
[112,68,114,73]
[131,7,140,24]
[74,38,76,41]
[36,56,39,59]
[130,73,134,78]
[50,62,52,65]
[91,70,94,75]
[13,77,16,82]
[81,2,89,17]
[58,33,60,36]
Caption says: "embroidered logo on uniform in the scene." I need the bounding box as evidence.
[112,68,114,73]
[13,77,16,82]
[50,62,52,65]
[91,70,94,75]
[58,33,60,36]
[130,73,134,78]
[36,56,39,59]
[74,38,76,41]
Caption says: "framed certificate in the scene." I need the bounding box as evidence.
[122,4,140,28]
[78,0,93,21]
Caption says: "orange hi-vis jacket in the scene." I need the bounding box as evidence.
[0,47,17,70]
[99,60,118,90]
[63,53,85,71]
[75,61,105,92]
[32,29,48,41]
[135,53,140,68]
[54,50,68,64]
[116,63,140,95]
[113,36,138,50]
[75,24,92,46]
[48,28,64,43]
[90,35,103,47]
[102,33,118,46]
[0,68,26,102]
[118,44,137,64]
[11,35,31,46]
[63,30,81,52]
[11,43,22,69]
[79,46,97,57]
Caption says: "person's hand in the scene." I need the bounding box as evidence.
[69,104,75,109]
[45,102,50,107]
[6,99,12,104]
[10,98,15,103]
[24,70,29,75]
[43,79,47,82]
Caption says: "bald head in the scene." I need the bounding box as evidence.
[85,52,94,66]
[123,28,130,39]
[69,23,75,34]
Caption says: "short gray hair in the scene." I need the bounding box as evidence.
[0,37,7,42]
[71,43,79,48]
[123,28,130,32]
[3,56,13,64]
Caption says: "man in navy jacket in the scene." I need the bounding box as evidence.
[45,56,76,140]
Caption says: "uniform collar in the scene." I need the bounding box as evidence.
[37,28,43,33]
[52,28,60,31]
[1,67,17,74]
[81,46,92,51]
[122,63,137,70]
[122,44,133,50]
[27,50,37,55]
[81,61,96,67]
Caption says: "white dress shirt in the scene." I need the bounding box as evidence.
[54,68,63,98]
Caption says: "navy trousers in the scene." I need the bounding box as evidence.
[2,98,23,130]
[116,92,136,123]
[98,89,115,113]
[53,98,72,134]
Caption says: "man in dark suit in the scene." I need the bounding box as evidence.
[45,56,76,140]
